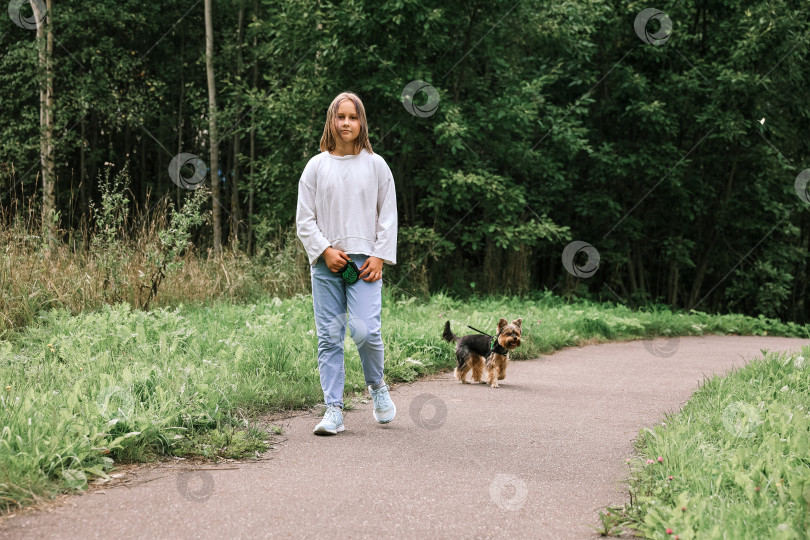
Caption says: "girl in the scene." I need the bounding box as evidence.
[296,91,398,435]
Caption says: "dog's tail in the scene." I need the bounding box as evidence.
[442,320,458,343]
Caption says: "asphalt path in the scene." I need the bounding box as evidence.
[1,335,807,539]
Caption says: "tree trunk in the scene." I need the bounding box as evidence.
[482,236,497,293]
[124,127,131,168]
[797,218,809,321]
[634,246,646,295]
[626,248,637,293]
[229,7,245,248]
[204,0,222,256]
[667,259,679,305]
[80,118,88,218]
[506,243,530,294]
[140,136,147,209]
[89,114,99,205]
[176,32,185,210]
[687,159,737,309]
[247,0,258,255]
[33,0,55,244]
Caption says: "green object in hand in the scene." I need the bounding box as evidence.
[339,261,360,284]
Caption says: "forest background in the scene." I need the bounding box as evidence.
[1,0,809,329]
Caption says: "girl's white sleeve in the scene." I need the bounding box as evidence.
[371,162,398,265]
[296,163,331,265]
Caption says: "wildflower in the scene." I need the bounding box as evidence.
[646,459,654,464]
[657,456,664,463]
[666,529,673,535]
[668,475,673,480]
[681,507,686,511]
[755,487,760,492]
[626,458,631,463]
[5,386,10,390]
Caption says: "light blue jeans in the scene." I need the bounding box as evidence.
[310,253,385,409]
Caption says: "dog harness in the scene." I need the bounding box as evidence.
[467,325,509,356]
[489,335,509,356]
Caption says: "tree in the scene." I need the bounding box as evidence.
[229,4,245,247]
[204,0,221,256]
[31,0,55,244]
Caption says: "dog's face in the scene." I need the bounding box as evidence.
[496,318,522,350]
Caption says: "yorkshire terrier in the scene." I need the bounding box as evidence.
[442,318,523,388]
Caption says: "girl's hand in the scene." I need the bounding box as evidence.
[358,256,383,282]
[322,247,351,272]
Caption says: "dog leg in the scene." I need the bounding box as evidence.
[487,363,500,388]
[470,355,485,383]
[455,362,471,383]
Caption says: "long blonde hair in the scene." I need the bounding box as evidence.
[319,92,374,155]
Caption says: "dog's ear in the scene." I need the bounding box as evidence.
[497,318,508,332]
[512,318,522,328]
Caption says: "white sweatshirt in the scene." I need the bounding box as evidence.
[296,149,398,266]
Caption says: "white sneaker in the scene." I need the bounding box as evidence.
[369,384,396,424]
[313,405,345,435]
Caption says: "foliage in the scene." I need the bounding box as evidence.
[1,0,809,321]
[614,348,810,539]
[139,185,209,310]
[89,163,133,305]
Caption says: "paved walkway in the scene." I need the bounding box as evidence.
[1,335,807,539]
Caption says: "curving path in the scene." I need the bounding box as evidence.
[1,335,807,539]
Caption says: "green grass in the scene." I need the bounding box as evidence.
[1,290,808,517]
[612,348,810,539]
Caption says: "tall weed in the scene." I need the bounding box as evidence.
[0,167,310,337]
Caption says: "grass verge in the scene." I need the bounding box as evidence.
[601,348,810,539]
[1,290,808,517]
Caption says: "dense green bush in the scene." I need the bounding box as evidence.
[2,0,808,320]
